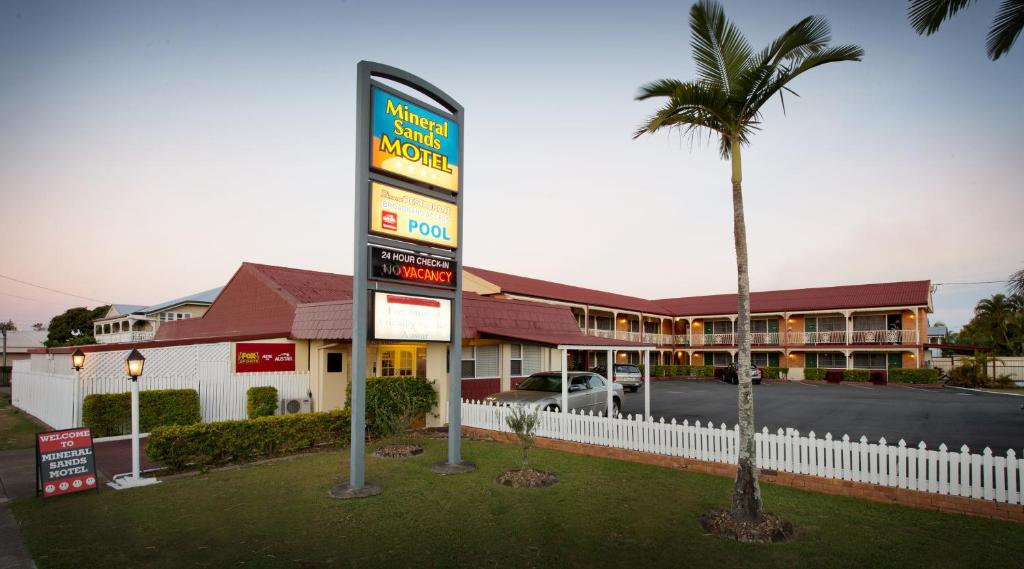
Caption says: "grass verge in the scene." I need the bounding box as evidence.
[10,437,1024,568]
[0,395,41,451]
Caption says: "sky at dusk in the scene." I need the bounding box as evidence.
[1,0,1021,331]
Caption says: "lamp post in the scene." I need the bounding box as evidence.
[71,349,85,427]
[111,348,159,489]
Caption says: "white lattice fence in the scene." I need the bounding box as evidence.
[462,400,1024,506]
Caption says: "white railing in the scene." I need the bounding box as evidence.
[643,333,674,346]
[616,331,642,343]
[690,333,735,346]
[851,329,919,344]
[12,369,311,428]
[674,334,690,346]
[462,400,1024,506]
[787,331,848,345]
[95,331,156,344]
[751,332,782,345]
[588,329,615,339]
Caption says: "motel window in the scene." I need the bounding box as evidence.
[590,316,613,331]
[399,351,413,376]
[474,345,498,377]
[705,321,733,335]
[644,321,660,334]
[522,345,543,376]
[326,352,343,373]
[575,313,586,330]
[704,352,733,366]
[751,353,770,367]
[381,351,396,376]
[808,316,846,332]
[461,346,476,379]
[807,352,847,369]
[853,353,887,369]
[853,315,887,331]
[510,344,523,376]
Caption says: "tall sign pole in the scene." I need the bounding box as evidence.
[332,61,472,500]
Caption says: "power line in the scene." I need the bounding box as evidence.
[934,280,1009,287]
[0,290,86,307]
[0,273,109,304]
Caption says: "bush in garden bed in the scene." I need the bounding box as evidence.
[761,367,788,380]
[804,368,827,381]
[843,369,870,382]
[246,386,279,418]
[82,389,201,437]
[346,376,438,437]
[146,409,351,469]
[889,368,941,384]
[690,365,714,378]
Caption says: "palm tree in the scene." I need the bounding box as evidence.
[1010,267,1024,297]
[634,0,862,521]
[909,0,1024,60]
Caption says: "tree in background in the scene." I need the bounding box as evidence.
[44,306,110,347]
[1010,267,1024,297]
[634,0,862,523]
[31,323,45,331]
[0,320,15,332]
[957,293,1024,355]
[909,0,1024,60]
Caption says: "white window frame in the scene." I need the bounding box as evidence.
[510,344,523,377]
[461,346,476,379]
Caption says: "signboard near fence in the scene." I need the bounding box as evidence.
[36,427,98,498]
[235,343,296,373]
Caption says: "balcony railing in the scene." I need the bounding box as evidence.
[850,329,918,345]
[787,331,848,345]
[95,331,155,344]
[644,333,675,346]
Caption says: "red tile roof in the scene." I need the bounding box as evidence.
[655,280,932,317]
[464,266,672,314]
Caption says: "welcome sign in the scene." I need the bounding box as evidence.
[371,87,460,193]
[369,182,458,248]
[36,428,98,498]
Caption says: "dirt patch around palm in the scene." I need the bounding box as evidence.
[495,468,559,488]
[699,509,795,544]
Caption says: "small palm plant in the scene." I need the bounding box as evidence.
[505,405,541,469]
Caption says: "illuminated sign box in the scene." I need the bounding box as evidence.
[369,182,458,248]
[372,292,452,342]
[369,245,457,289]
[371,87,460,193]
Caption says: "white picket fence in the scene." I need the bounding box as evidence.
[462,399,1024,506]
[12,369,311,429]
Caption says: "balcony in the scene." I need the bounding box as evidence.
[96,331,156,344]
[644,333,675,346]
[787,331,848,345]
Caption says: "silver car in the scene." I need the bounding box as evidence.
[484,371,623,416]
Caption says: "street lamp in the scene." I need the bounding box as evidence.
[71,349,85,427]
[111,348,159,489]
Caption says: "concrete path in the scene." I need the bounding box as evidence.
[0,449,38,569]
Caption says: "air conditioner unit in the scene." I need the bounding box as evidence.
[279,397,312,415]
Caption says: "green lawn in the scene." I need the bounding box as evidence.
[0,395,40,450]
[10,438,1024,569]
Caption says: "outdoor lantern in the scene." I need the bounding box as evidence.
[125,349,145,380]
[71,348,86,371]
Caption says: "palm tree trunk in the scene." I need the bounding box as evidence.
[729,136,764,522]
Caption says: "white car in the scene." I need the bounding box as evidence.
[484,371,623,416]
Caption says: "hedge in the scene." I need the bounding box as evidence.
[843,369,870,382]
[146,410,350,469]
[82,389,201,437]
[761,367,788,380]
[804,368,827,380]
[247,386,279,418]
[889,368,941,384]
[691,365,714,378]
[346,376,438,438]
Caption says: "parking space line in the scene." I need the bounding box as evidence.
[845,384,872,389]
[904,386,939,393]
[798,382,819,387]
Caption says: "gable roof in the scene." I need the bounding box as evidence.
[655,280,932,317]
[141,287,222,314]
[464,266,672,315]
[107,304,146,317]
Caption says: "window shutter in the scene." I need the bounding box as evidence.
[523,346,543,376]
[475,345,498,377]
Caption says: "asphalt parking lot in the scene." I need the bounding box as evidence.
[621,380,1024,455]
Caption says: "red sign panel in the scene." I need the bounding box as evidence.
[36,428,98,498]
[235,343,297,373]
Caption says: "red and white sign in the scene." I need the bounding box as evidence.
[235,343,297,373]
[372,292,451,342]
[37,428,97,498]
[381,210,398,231]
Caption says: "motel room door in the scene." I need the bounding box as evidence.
[322,349,348,411]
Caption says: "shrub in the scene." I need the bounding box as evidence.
[346,376,438,438]
[947,355,1011,388]
[653,365,667,377]
[888,368,941,384]
[761,367,788,380]
[146,409,350,469]
[246,386,279,418]
[82,389,201,437]
[671,365,685,376]
[843,369,870,382]
[691,365,714,377]
[804,368,827,381]
[505,405,541,469]
[678,365,691,377]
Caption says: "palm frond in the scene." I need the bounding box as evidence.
[635,79,687,101]
[689,0,753,94]
[987,0,1024,59]
[909,0,977,35]
[633,79,731,138]
[745,44,864,119]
